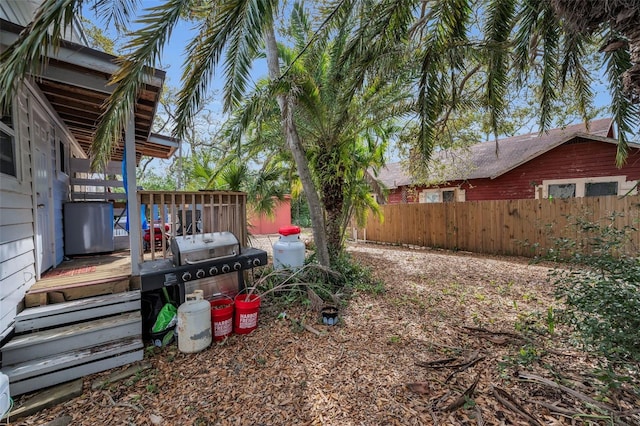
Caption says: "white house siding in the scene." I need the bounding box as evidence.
[0,90,36,338]
[0,83,77,338]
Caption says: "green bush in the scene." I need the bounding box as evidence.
[542,214,640,371]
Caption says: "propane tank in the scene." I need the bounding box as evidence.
[273,225,305,270]
[177,290,212,353]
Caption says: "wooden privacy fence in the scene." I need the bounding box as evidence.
[350,195,640,257]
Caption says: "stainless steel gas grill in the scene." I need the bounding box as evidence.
[140,232,267,303]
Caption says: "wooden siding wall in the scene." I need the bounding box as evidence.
[0,91,35,338]
[390,140,640,203]
[351,195,640,257]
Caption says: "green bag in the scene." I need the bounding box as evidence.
[152,302,177,333]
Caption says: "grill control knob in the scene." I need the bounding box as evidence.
[181,271,192,281]
[252,258,262,266]
[209,266,218,275]
[221,264,230,273]
[196,269,205,279]
[233,262,242,271]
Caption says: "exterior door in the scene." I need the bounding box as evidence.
[32,105,54,274]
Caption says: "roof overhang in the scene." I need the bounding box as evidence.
[0,18,175,163]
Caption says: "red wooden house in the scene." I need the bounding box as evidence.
[378,118,640,203]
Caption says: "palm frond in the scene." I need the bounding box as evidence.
[512,0,543,78]
[0,0,81,112]
[538,1,560,132]
[174,0,274,138]
[92,0,139,31]
[604,40,640,165]
[483,0,516,136]
[559,30,594,124]
[91,0,191,170]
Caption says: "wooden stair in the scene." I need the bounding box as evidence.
[2,291,143,396]
[24,274,131,308]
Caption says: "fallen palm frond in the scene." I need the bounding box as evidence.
[491,385,543,426]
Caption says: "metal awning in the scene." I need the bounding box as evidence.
[0,18,178,163]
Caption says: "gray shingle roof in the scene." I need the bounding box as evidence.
[378,118,617,189]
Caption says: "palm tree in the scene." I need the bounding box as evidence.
[223,3,411,257]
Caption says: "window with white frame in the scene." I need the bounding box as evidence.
[419,188,461,203]
[585,181,618,197]
[0,107,17,178]
[540,176,631,199]
[548,183,576,199]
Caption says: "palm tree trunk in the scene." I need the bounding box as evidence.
[263,21,331,267]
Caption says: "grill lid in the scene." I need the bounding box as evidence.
[171,231,240,266]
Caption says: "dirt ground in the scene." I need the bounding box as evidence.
[10,239,640,425]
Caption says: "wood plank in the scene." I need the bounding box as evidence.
[16,291,141,333]
[2,311,141,364]
[69,178,124,187]
[91,361,151,390]
[26,274,131,294]
[25,277,131,307]
[70,158,122,175]
[4,338,143,382]
[8,350,143,397]
[3,379,83,420]
[69,192,127,201]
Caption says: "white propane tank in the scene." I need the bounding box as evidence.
[273,225,305,270]
[177,290,212,353]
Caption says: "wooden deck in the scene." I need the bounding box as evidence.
[25,251,133,307]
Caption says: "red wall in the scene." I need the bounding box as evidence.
[247,195,292,235]
[390,139,640,203]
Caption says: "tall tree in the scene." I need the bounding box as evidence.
[223,2,408,256]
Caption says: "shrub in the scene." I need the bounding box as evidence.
[542,213,640,377]
[250,252,383,310]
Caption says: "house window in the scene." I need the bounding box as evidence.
[442,190,455,203]
[0,109,16,177]
[425,192,440,203]
[541,177,627,199]
[585,182,617,197]
[420,188,460,203]
[58,139,68,175]
[548,183,576,199]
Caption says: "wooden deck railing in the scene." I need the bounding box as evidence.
[137,191,248,263]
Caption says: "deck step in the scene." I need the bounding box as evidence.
[15,291,141,333]
[4,338,144,396]
[2,311,141,365]
[24,275,131,308]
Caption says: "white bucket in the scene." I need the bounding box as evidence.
[273,226,305,270]
[177,290,212,353]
